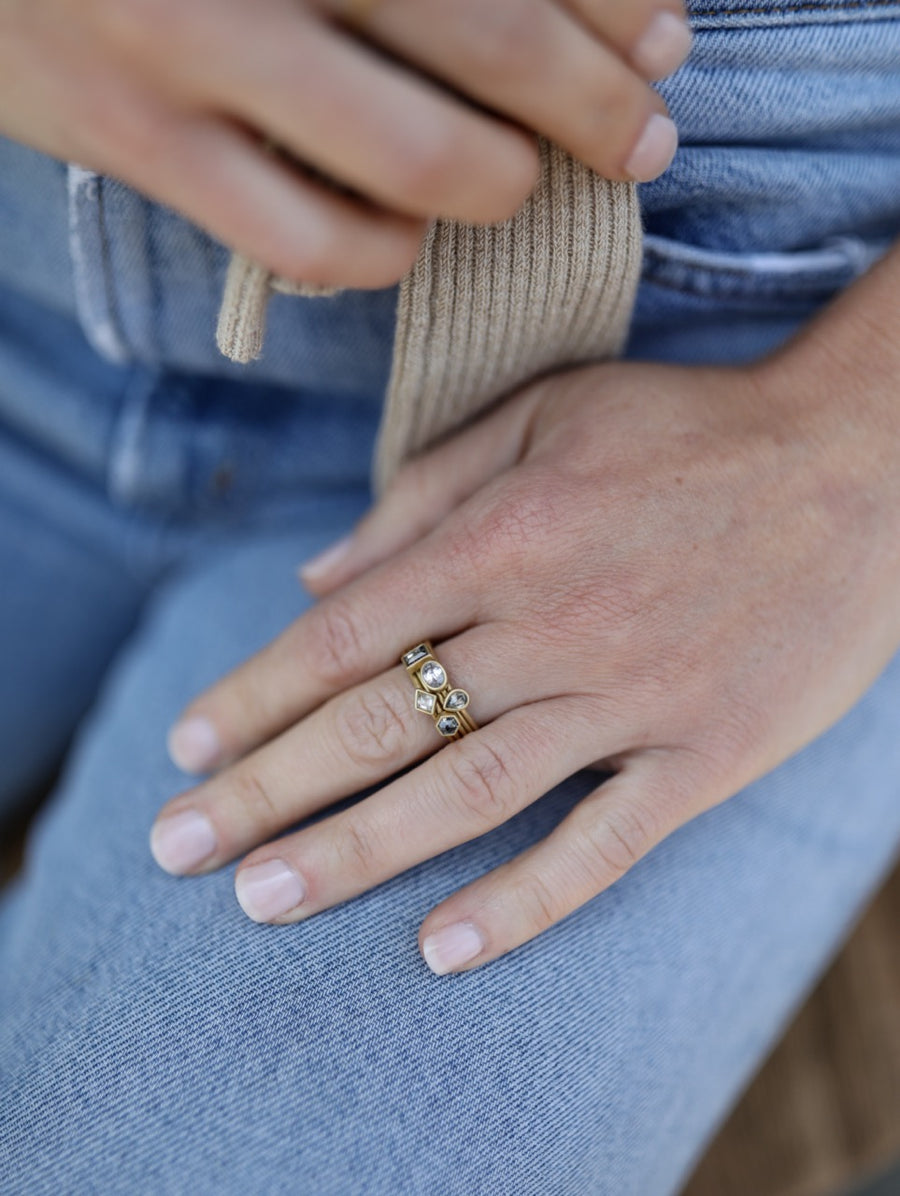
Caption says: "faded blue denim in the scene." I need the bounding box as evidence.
[1,3,900,1193]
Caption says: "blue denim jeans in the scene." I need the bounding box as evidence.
[2,3,900,1193]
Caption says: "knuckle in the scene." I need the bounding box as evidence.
[271,219,346,289]
[229,768,281,828]
[590,69,645,128]
[445,740,516,830]
[582,799,658,884]
[470,0,545,82]
[516,869,562,933]
[388,129,460,209]
[293,221,357,286]
[72,83,172,167]
[335,819,379,878]
[466,484,560,571]
[102,0,192,53]
[334,686,410,769]
[709,698,766,763]
[307,599,366,686]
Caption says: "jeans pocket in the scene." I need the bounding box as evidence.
[686,0,900,30]
[627,230,893,367]
[688,0,898,29]
[640,231,891,308]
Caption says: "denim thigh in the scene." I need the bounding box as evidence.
[2,528,900,1195]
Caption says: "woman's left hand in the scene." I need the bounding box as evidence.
[150,348,900,973]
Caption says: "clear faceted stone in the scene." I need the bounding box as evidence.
[444,689,469,711]
[415,690,437,714]
[437,715,460,737]
[420,661,447,691]
[402,644,429,668]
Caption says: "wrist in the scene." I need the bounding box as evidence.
[756,239,900,434]
[750,240,900,503]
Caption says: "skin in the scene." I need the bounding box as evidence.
[153,239,900,973]
[0,0,688,288]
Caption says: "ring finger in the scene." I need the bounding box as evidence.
[150,626,591,875]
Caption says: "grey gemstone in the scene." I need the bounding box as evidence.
[420,661,447,690]
[437,715,460,737]
[444,689,469,711]
[415,690,437,714]
[402,644,429,668]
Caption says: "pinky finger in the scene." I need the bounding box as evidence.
[418,756,697,974]
[84,101,427,289]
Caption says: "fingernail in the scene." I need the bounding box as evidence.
[167,716,221,774]
[421,922,485,975]
[299,534,355,584]
[150,810,217,874]
[624,113,679,182]
[235,859,307,922]
[633,12,694,80]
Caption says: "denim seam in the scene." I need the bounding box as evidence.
[692,0,900,14]
[67,167,131,365]
[640,269,847,299]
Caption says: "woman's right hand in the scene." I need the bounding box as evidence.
[0,0,691,288]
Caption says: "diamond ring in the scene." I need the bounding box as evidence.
[401,642,477,741]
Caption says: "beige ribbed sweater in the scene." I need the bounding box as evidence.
[216,140,643,493]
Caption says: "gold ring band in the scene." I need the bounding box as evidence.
[401,642,477,742]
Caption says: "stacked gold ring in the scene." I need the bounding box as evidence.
[401,642,477,742]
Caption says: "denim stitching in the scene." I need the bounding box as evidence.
[691,1,900,16]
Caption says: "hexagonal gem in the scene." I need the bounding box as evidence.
[415,690,437,714]
[444,689,469,711]
[437,715,460,737]
[420,661,447,691]
[402,644,429,668]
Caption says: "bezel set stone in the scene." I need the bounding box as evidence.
[402,644,430,668]
[420,661,447,691]
[401,642,475,741]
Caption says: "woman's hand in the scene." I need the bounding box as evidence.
[0,0,689,287]
[150,298,900,972]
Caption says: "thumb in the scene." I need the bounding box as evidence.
[299,383,543,595]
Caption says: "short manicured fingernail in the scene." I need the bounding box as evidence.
[299,534,355,584]
[150,809,217,874]
[235,859,307,922]
[633,12,694,80]
[624,113,679,182]
[421,922,485,975]
[167,716,221,774]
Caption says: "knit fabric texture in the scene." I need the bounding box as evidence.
[215,139,643,492]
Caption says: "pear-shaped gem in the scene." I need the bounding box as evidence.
[444,689,469,711]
